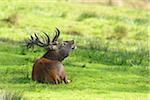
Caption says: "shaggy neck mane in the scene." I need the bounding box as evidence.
[42,51,69,62]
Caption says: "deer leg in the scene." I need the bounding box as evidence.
[53,75,61,84]
[57,79,62,84]
[54,80,59,84]
[51,79,58,84]
[63,76,70,84]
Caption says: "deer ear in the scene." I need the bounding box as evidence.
[71,40,74,44]
[52,45,59,50]
[44,45,57,51]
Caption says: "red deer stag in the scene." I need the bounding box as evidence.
[26,28,75,84]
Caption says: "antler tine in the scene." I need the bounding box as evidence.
[30,35,34,40]
[33,34,45,47]
[56,27,60,39]
[35,33,51,47]
[26,35,35,48]
[52,31,58,42]
[30,33,47,47]
[43,32,50,45]
[52,28,60,42]
[34,33,45,45]
[39,33,47,44]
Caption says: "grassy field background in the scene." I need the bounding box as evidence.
[0,0,149,100]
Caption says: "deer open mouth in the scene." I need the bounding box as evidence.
[71,45,76,50]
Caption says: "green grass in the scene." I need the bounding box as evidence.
[0,0,149,100]
[0,90,24,100]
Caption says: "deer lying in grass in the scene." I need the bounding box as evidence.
[26,28,75,84]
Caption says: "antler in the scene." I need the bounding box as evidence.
[26,28,61,49]
[43,32,50,44]
[26,32,50,48]
[52,28,60,42]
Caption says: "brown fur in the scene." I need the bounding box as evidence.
[32,58,69,84]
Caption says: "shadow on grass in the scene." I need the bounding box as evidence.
[10,77,31,84]
[0,36,149,66]
[0,37,23,44]
[72,46,149,66]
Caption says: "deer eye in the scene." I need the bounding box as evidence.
[63,42,67,45]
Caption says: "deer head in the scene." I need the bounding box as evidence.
[26,28,75,61]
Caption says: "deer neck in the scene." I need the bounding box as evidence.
[42,50,68,62]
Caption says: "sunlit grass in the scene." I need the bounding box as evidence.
[0,1,149,100]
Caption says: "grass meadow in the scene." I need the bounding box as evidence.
[0,0,149,100]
